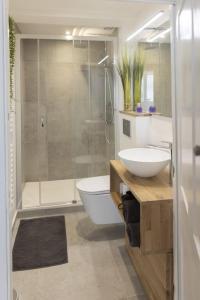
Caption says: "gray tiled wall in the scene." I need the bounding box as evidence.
[22,39,115,182]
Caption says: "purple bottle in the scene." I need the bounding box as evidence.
[136,103,142,113]
[149,105,156,113]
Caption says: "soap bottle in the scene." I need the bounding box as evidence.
[149,105,156,113]
[136,103,142,113]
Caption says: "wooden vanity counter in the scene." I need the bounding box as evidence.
[110,160,172,203]
[110,160,173,300]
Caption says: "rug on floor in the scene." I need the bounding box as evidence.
[13,216,68,271]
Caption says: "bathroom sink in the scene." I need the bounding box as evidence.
[118,148,170,177]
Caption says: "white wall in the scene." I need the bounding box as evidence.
[118,112,172,152]
[118,112,150,150]
[15,37,24,212]
[9,37,25,224]
[9,106,17,224]
[149,115,172,145]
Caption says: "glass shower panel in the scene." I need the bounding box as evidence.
[89,41,107,177]
[104,41,115,169]
[72,40,91,181]
[21,39,40,208]
[89,41,115,176]
[73,40,115,185]
[38,39,76,205]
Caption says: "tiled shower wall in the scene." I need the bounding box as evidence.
[22,39,115,182]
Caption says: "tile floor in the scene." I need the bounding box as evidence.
[13,210,147,300]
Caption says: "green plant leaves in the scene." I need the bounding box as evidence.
[117,48,132,110]
[9,16,16,100]
[133,49,145,109]
[117,47,145,111]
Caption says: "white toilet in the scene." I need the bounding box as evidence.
[76,175,122,225]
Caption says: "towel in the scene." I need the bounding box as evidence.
[126,223,140,247]
[121,192,140,223]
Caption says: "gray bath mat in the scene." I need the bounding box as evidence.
[13,216,68,271]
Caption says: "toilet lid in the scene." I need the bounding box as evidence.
[76,175,110,194]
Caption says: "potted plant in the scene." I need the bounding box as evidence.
[117,49,132,111]
[9,16,16,106]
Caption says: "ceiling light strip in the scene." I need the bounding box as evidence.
[126,11,164,42]
[147,27,171,43]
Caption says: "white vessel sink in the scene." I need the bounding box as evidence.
[118,148,170,177]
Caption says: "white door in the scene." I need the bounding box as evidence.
[0,0,12,299]
[176,0,200,298]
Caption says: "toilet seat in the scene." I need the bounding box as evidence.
[76,175,110,195]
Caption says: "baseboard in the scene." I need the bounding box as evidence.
[12,210,18,230]
[17,204,84,220]
[12,195,23,230]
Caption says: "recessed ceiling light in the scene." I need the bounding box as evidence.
[65,31,71,35]
[126,11,164,42]
[72,28,77,36]
[147,28,171,43]
[65,35,73,40]
[79,28,85,36]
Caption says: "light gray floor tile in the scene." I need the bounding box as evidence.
[13,210,147,300]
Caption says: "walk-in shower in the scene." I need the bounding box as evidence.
[17,37,115,209]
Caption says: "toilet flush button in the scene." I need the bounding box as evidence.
[194,145,200,156]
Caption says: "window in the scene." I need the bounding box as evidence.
[141,71,154,102]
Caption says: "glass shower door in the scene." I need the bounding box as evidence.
[38,39,76,206]
[88,41,107,177]
[104,41,115,171]
[21,38,115,209]
[73,40,115,188]
[71,39,90,201]
[89,40,115,176]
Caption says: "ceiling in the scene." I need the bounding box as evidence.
[16,23,118,37]
[134,15,171,43]
[10,0,170,39]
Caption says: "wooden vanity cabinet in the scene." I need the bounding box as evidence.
[110,160,173,300]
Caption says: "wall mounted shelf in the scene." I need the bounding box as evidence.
[119,111,162,117]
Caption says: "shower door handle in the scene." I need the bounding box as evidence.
[105,122,111,144]
[41,117,46,128]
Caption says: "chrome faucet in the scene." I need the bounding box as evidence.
[162,141,173,185]
[147,141,173,185]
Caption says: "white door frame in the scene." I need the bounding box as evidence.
[170,3,179,300]
[0,0,12,299]
[0,1,177,300]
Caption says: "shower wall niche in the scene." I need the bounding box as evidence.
[20,38,115,207]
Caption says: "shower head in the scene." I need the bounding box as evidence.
[98,55,109,65]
